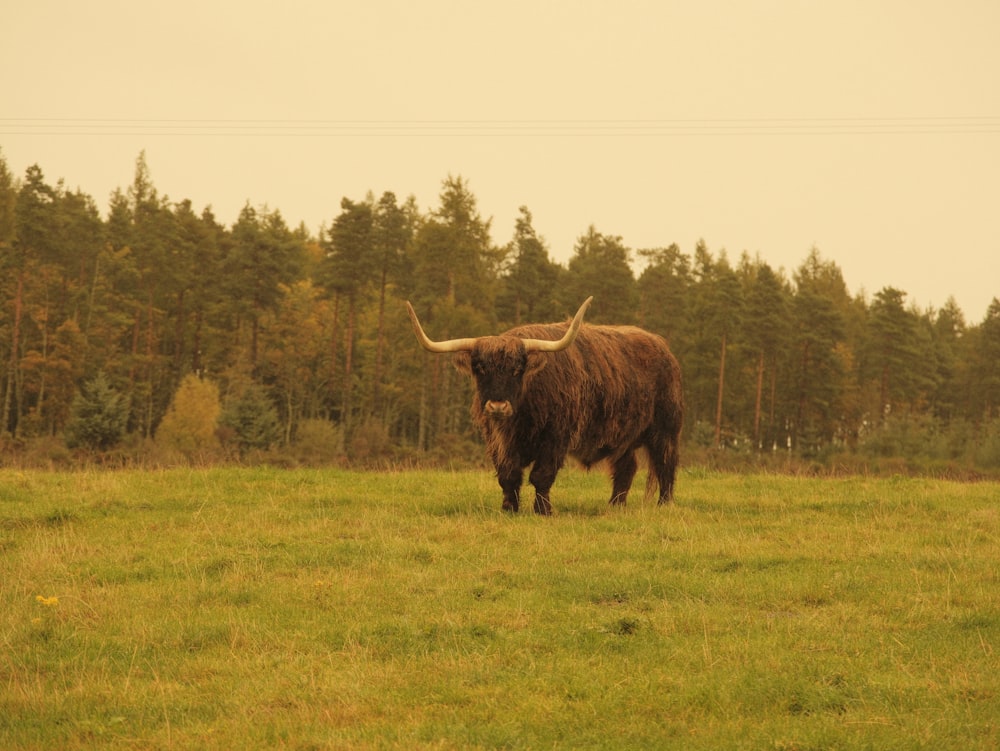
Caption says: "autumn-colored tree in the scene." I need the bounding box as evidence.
[156,373,222,458]
[407,176,498,449]
[0,153,22,435]
[3,152,1000,470]
[259,280,331,444]
[370,191,414,418]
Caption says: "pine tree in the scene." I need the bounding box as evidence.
[220,382,281,455]
[225,203,305,368]
[742,259,791,450]
[791,251,848,452]
[864,287,925,420]
[637,243,691,348]
[65,372,128,451]
[407,176,497,449]
[497,206,561,325]
[560,226,637,324]
[322,197,375,440]
[972,299,1000,420]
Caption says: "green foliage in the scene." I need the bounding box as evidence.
[287,417,343,465]
[560,225,637,323]
[64,372,128,450]
[1,150,999,472]
[1,468,998,748]
[322,196,375,295]
[637,242,691,345]
[496,206,562,325]
[219,382,281,454]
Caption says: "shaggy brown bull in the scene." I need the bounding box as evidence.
[406,297,683,514]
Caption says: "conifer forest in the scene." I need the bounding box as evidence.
[2,151,999,473]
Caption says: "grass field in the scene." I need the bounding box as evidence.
[1,466,998,750]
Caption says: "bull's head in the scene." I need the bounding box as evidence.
[406,297,593,419]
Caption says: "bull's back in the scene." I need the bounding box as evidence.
[514,323,680,459]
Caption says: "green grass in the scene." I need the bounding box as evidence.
[1,467,998,749]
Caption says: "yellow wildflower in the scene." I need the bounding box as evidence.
[36,595,59,607]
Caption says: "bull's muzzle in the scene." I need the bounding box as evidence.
[484,400,513,418]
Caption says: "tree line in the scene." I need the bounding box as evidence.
[2,150,999,472]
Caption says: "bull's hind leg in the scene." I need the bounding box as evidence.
[609,450,638,506]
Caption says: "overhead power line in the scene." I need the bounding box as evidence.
[2,117,999,137]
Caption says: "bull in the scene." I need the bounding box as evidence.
[406,297,683,514]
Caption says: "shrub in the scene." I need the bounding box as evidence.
[288,418,344,466]
[156,374,222,460]
[220,382,281,455]
[64,372,128,451]
[348,418,393,464]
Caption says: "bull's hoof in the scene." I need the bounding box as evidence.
[501,501,519,513]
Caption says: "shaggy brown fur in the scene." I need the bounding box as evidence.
[453,320,683,514]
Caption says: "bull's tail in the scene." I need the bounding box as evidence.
[645,401,682,503]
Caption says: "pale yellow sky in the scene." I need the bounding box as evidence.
[4,0,999,321]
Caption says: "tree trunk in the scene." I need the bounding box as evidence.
[192,309,203,374]
[1,270,24,434]
[880,364,889,423]
[341,296,356,445]
[795,341,812,450]
[373,267,387,418]
[714,332,727,448]
[129,304,141,386]
[173,288,186,370]
[753,350,765,450]
[84,252,100,337]
[768,364,778,451]
[329,292,340,417]
[417,358,428,452]
[145,289,155,438]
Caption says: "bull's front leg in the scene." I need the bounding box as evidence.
[528,443,566,515]
[528,466,554,515]
[495,462,523,513]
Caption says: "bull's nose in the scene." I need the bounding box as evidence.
[484,400,513,417]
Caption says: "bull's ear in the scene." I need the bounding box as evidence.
[523,352,548,384]
[453,351,472,374]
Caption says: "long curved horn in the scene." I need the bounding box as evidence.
[405,302,479,353]
[521,297,593,352]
